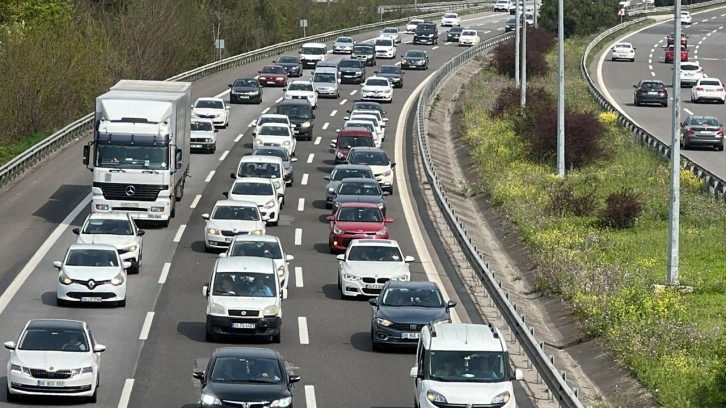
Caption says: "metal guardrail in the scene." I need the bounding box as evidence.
[0,5,493,190]
[583,0,726,203]
[415,34,585,408]
[627,0,725,15]
[380,0,494,14]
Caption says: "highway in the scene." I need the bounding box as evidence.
[595,7,726,179]
[0,11,536,408]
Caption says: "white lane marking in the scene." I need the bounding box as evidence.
[234,133,243,143]
[158,263,171,284]
[139,312,155,340]
[295,228,302,245]
[118,379,135,408]
[339,99,348,105]
[262,107,270,114]
[298,316,309,344]
[314,136,322,145]
[350,90,357,96]
[214,89,229,98]
[301,174,309,185]
[483,30,491,34]
[275,97,283,103]
[395,71,460,324]
[648,58,652,64]
[307,153,315,164]
[205,170,215,183]
[651,71,656,77]
[684,108,694,115]
[190,194,202,209]
[297,198,305,212]
[432,46,440,50]
[219,150,229,161]
[322,123,329,130]
[330,110,337,117]
[0,192,91,315]
[305,385,317,408]
[648,64,653,71]
[295,266,303,287]
[248,121,255,128]
[445,42,452,45]
[173,224,186,243]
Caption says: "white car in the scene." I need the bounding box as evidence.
[283,80,318,108]
[72,212,144,274]
[203,200,267,252]
[232,155,286,201]
[458,29,481,46]
[192,97,230,128]
[224,178,282,226]
[406,19,424,33]
[55,244,129,307]
[348,113,386,142]
[611,42,636,62]
[254,123,297,157]
[691,78,726,104]
[341,120,382,147]
[347,147,396,194]
[441,12,461,27]
[337,239,413,298]
[678,61,705,87]
[252,113,291,137]
[374,37,397,59]
[191,118,217,154]
[361,76,394,103]
[347,109,388,129]
[203,257,285,343]
[221,234,295,290]
[5,319,106,402]
[380,27,401,44]
[681,11,692,25]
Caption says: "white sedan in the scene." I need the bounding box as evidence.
[678,62,705,87]
[202,199,267,252]
[380,27,401,44]
[5,319,106,403]
[681,11,692,25]
[253,123,296,157]
[224,178,282,226]
[361,77,394,103]
[458,29,481,46]
[441,12,461,27]
[691,78,726,104]
[611,42,636,62]
[337,239,414,298]
[191,97,230,128]
[283,80,317,108]
[55,244,129,307]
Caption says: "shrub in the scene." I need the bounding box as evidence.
[525,27,556,55]
[490,86,520,118]
[598,111,618,126]
[492,86,553,120]
[489,36,551,79]
[547,179,598,217]
[537,0,619,37]
[599,188,643,229]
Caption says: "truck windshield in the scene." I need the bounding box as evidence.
[428,350,508,383]
[95,144,169,170]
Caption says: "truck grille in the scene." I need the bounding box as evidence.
[30,369,72,379]
[93,182,164,202]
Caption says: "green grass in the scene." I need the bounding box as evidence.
[460,33,726,407]
[0,131,51,167]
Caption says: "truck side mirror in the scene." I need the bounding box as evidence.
[82,145,90,166]
[175,149,182,170]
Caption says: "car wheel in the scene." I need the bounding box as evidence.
[205,330,216,342]
[371,332,381,351]
[129,261,140,275]
[272,330,281,344]
[269,219,279,227]
[204,245,213,253]
[56,297,67,307]
[210,145,216,154]
[6,389,20,402]
[118,298,126,308]
[389,185,395,195]
[88,385,98,403]
[662,101,668,107]
[634,98,639,106]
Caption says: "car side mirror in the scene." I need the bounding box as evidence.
[384,217,394,223]
[123,261,132,270]
[93,344,107,353]
[72,227,80,235]
[230,172,237,180]
[632,84,637,88]
[282,88,287,91]
[4,341,16,350]
[193,369,205,381]
[258,70,262,73]
[409,367,420,378]
[289,374,301,383]
[383,191,391,196]
[82,145,90,166]
[383,118,389,122]
[324,176,331,181]
[202,284,209,297]
[373,71,378,74]
[215,129,219,133]
[326,215,335,221]
[286,254,295,262]
[329,142,337,148]
[228,84,233,87]
[447,300,457,308]
[391,162,396,168]
[336,254,345,261]
[175,149,183,170]
[343,116,350,120]
[291,157,298,163]
[404,256,415,263]
[311,114,315,119]
[262,215,271,221]
[222,192,229,198]
[515,368,524,380]
[53,261,62,270]
[218,253,227,258]
[138,230,145,236]
[368,297,378,306]
[202,214,210,220]
[335,129,341,133]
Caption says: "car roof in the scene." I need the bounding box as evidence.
[67,243,119,251]
[385,280,439,291]
[366,76,390,82]
[278,98,312,106]
[213,199,258,208]
[314,67,338,73]
[27,319,85,331]
[302,42,326,47]
[259,122,290,128]
[196,97,223,102]
[422,323,507,352]
[349,238,400,247]
[340,177,380,184]
[85,212,132,221]
[213,346,280,359]
[233,177,275,185]
[339,127,373,135]
[215,256,275,273]
[258,113,290,121]
[338,202,380,209]
[230,234,280,244]
[335,36,353,40]
[238,155,284,164]
[333,164,373,171]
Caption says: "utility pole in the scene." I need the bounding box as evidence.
[515,1,521,87]
[520,11,527,110]
[556,0,565,176]
[534,0,538,28]
[667,0,682,285]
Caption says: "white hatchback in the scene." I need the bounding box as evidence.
[361,77,394,103]
[55,244,129,307]
[611,42,636,62]
[283,80,318,109]
[441,12,461,27]
[347,147,396,194]
[224,178,282,226]
[254,123,296,157]
[192,97,230,128]
[681,11,692,25]
[203,199,267,252]
[252,114,291,137]
[337,239,414,298]
[691,78,726,104]
[458,29,480,46]
[73,212,144,274]
[678,62,705,87]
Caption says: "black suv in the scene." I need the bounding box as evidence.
[352,44,376,66]
[338,58,367,84]
[414,22,438,45]
[276,99,316,140]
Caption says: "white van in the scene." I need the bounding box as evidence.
[299,42,328,69]
[410,322,524,408]
[231,155,286,202]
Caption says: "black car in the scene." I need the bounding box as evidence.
[369,281,457,350]
[228,78,263,104]
[273,55,303,77]
[193,347,301,408]
[401,50,429,70]
[375,65,404,88]
[680,115,724,151]
[339,58,367,84]
[505,18,517,32]
[347,101,386,118]
[275,99,315,141]
[633,79,668,107]
[352,44,376,66]
[331,177,387,216]
[413,22,438,45]
[446,26,464,41]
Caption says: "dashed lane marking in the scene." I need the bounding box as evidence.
[298,316,309,344]
[297,198,305,212]
[158,263,171,284]
[295,228,302,245]
[295,267,303,287]
[301,174,309,185]
[139,312,155,340]
[205,171,215,183]
[219,150,229,161]
[307,154,315,164]
[190,194,201,209]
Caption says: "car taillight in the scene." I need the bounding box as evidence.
[687,128,694,134]
[717,88,725,92]
[718,129,724,136]
[659,89,666,94]
[696,87,704,91]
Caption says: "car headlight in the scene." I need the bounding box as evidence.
[273,180,281,189]
[207,228,220,235]
[201,393,221,406]
[393,274,409,281]
[337,151,344,159]
[270,397,293,407]
[277,265,286,277]
[328,187,335,193]
[376,227,387,235]
[282,141,290,146]
[491,391,512,405]
[427,390,447,403]
[111,272,124,286]
[256,139,263,144]
[417,60,424,65]
[210,302,226,314]
[250,90,260,95]
[333,226,343,235]
[250,229,264,236]
[59,271,72,285]
[124,245,138,252]
[375,318,393,327]
[382,170,392,177]
[263,304,280,317]
[302,121,311,128]
[70,367,93,376]
[264,199,276,209]
[343,273,360,281]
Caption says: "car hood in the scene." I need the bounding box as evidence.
[376,305,448,323]
[334,220,385,232]
[335,42,354,47]
[207,220,265,233]
[206,381,289,402]
[423,381,512,404]
[76,234,136,249]
[256,135,291,144]
[259,73,286,78]
[378,73,401,80]
[286,90,315,98]
[362,85,391,93]
[404,57,426,62]
[314,82,336,89]
[277,62,300,68]
[211,294,278,310]
[194,108,225,116]
[228,194,276,206]
[335,195,384,205]
[341,261,408,276]
[192,130,216,138]
[13,350,94,371]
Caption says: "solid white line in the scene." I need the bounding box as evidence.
[295,266,303,287]
[305,385,317,408]
[350,90,357,96]
[173,224,186,243]
[275,97,283,103]
[684,108,694,115]
[190,194,202,209]
[301,174,309,185]
[219,150,229,161]
[139,312,155,340]
[158,263,171,284]
[234,133,243,143]
[0,192,91,315]
[262,107,270,114]
[297,198,305,212]
[298,316,309,344]
[307,153,315,164]
[205,170,215,183]
[295,228,302,245]
[314,136,322,145]
[322,123,329,130]
[117,379,135,408]
[330,110,337,117]
[339,99,348,105]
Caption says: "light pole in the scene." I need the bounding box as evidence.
[515,1,521,87]
[520,9,527,110]
[556,0,565,176]
[667,0,682,286]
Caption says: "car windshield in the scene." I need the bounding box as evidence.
[375,39,393,46]
[337,206,382,222]
[314,73,336,83]
[234,79,258,87]
[255,149,289,161]
[462,31,477,36]
[331,168,374,181]
[192,121,214,131]
[211,205,260,221]
[259,117,288,126]
[259,126,290,136]
[336,37,353,43]
[450,27,463,32]
[444,13,457,18]
[689,117,720,126]
[212,272,276,297]
[18,328,90,352]
[232,181,274,195]
[347,245,402,261]
[277,105,311,119]
[681,65,699,71]
[640,82,664,90]
[277,56,298,63]
[195,100,223,109]
[383,28,397,33]
[339,60,362,68]
[700,80,722,86]
[406,51,425,58]
[338,181,381,196]
[381,287,444,307]
[428,351,508,382]
[338,136,373,148]
[288,82,313,91]
[210,356,283,383]
[366,79,389,87]
[378,66,400,74]
[81,219,133,235]
[349,151,389,166]
[65,249,119,267]
[354,45,373,53]
[228,241,283,258]
[614,43,632,49]
[261,66,284,74]
[351,110,381,120]
[302,47,325,55]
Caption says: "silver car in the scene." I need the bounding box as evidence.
[380,27,402,44]
[253,146,298,186]
[324,164,376,208]
[333,36,355,54]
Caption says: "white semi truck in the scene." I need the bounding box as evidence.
[83,80,192,227]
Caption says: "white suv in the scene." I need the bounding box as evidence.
[253,123,296,157]
[252,114,291,137]
[347,147,396,195]
[336,239,413,298]
[374,37,397,59]
[441,12,461,27]
[410,323,524,408]
[283,80,318,108]
[224,178,282,226]
[73,212,144,274]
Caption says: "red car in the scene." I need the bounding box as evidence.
[326,202,393,253]
[666,32,688,46]
[330,127,375,163]
[257,65,288,87]
[665,44,688,63]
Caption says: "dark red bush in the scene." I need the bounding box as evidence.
[490,86,519,118]
[489,34,551,78]
[547,179,598,217]
[599,188,643,229]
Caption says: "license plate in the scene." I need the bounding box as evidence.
[402,332,420,339]
[38,380,65,387]
[240,95,249,98]
[365,283,384,290]
[191,144,202,148]
[648,92,659,95]
[126,203,139,208]
[231,322,256,329]
[267,81,275,84]
[81,297,102,302]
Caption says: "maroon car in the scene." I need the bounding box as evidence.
[258,65,289,87]
[330,127,375,164]
[326,202,393,253]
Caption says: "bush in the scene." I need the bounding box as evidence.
[492,86,555,120]
[599,188,643,229]
[547,179,598,217]
[490,86,520,118]
[489,34,551,79]
[525,27,556,56]
[537,0,619,37]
